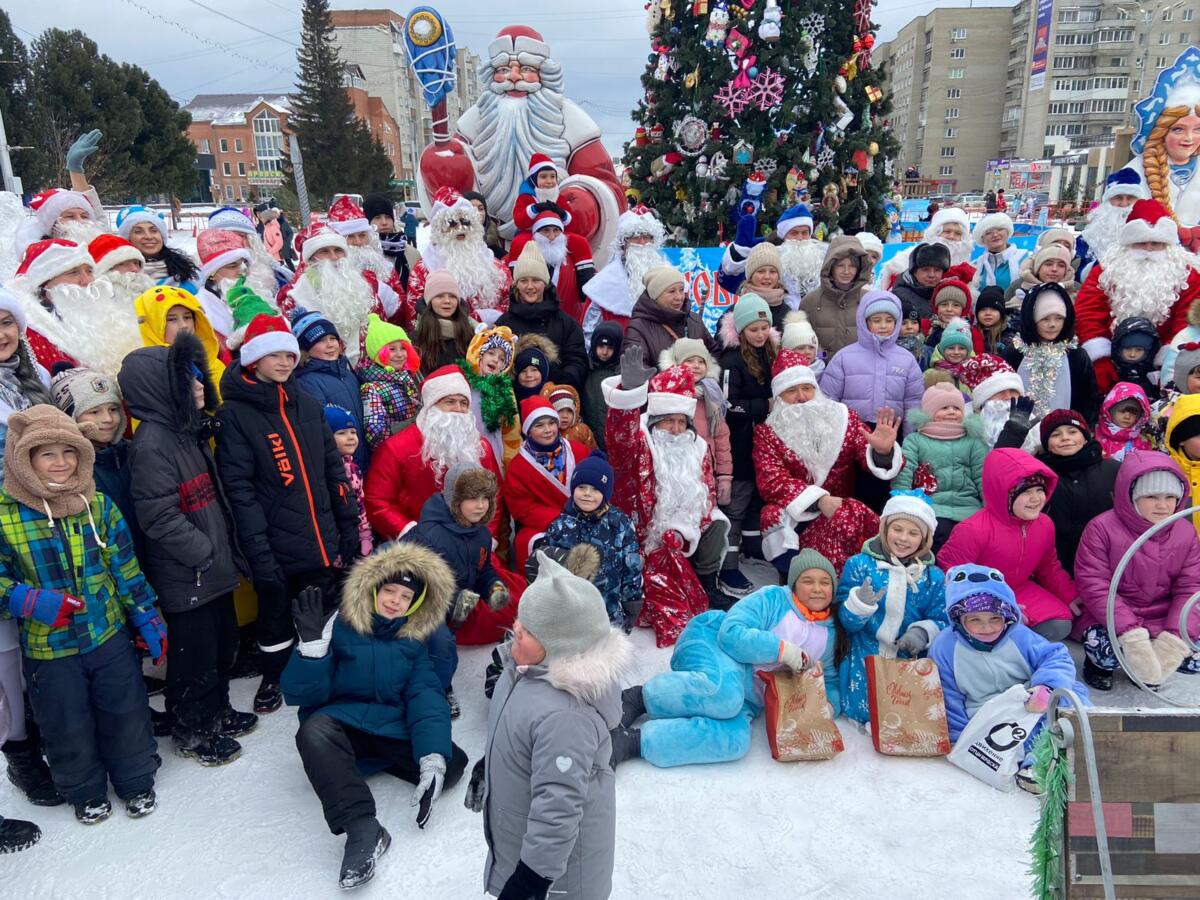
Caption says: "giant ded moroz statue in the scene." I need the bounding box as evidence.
[409,12,625,262]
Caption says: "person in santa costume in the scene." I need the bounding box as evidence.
[753,349,903,576]
[1074,198,1200,392]
[972,212,1029,293]
[503,396,591,570]
[580,204,668,346]
[510,153,563,235]
[720,205,828,304]
[504,206,594,322]
[1074,169,1148,281]
[363,365,503,541]
[955,353,1041,451]
[87,234,157,309]
[407,188,511,328]
[207,206,292,292]
[324,195,406,327]
[416,25,624,257]
[879,206,975,291]
[602,351,733,617]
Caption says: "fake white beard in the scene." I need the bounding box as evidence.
[534,186,560,204]
[1083,202,1132,265]
[419,406,483,481]
[623,242,668,299]
[779,239,827,298]
[473,63,570,222]
[52,218,104,245]
[1098,244,1196,326]
[649,428,709,538]
[242,234,284,301]
[100,269,156,306]
[429,226,505,307]
[766,392,843,487]
[934,237,975,267]
[980,399,1011,447]
[290,258,376,363]
[345,239,394,282]
[39,280,143,377]
[533,231,568,270]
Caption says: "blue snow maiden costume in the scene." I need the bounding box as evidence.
[837,491,949,724]
[639,549,840,768]
[928,563,1088,754]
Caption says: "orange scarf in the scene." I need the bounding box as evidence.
[792,593,832,621]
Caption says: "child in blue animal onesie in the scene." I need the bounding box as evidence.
[929,562,1089,792]
[609,549,839,769]
[837,490,949,724]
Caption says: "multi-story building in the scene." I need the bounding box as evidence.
[875,9,1012,193]
[330,9,481,194]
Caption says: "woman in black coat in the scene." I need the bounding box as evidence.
[495,279,588,390]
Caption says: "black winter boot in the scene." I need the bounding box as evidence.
[174,730,243,767]
[609,725,642,769]
[254,678,282,714]
[221,707,259,739]
[2,737,63,807]
[620,685,646,729]
[698,572,735,611]
[339,817,391,889]
[1083,659,1114,692]
[0,816,41,853]
[74,797,113,825]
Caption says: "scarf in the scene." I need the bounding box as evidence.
[528,437,567,484]
[868,537,929,590]
[1040,439,1102,475]
[460,360,519,432]
[697,376,729,419]
[792,594,832,621]
[0,357,33,420]
[917,419,966,440]
[750,284,786,307]
[438,317,458,339]
[1014,336,1074,420]
[142,256,169,282]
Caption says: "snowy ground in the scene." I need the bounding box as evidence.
[4,560,1198,898]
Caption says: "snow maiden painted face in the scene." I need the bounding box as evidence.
[1164,111,1200,164]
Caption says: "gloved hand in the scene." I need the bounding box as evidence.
[896,625,930,658]
[619,344,656,391]
[463,758,485,813]
[524,542,567,583]
[852,583,886,610]
[779,641,809,672]
[129,609,168,665]
[66,129,103,173]
[487,581,510,611]
[1025,685,1052,714]
[621,600,643,634]
[7,585,85,627]
[734,212,761,249]
[716,476,732,507]
[497,859,553,900]
[292,586,335,658]
[1118,626,1163,686]
[1151,631,1192,680]
[1008,396,1036,430]
[412,753,447,828]
[451,589,480,625]
[662,529,685,551]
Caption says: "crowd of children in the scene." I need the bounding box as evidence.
[2,156,1200,900]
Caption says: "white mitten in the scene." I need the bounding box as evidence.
[1151,631,1192,682]
[1118,627,1163,685]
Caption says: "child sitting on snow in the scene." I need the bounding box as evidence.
[837,491,948,724]
[1095,382,1152,461]
[541,382,597,449]
[357,314,421,450]
[929,563,1088,793]
[324,405,372,561]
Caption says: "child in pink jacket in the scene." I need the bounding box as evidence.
[660,338,734,504]
[939,448,1078,641]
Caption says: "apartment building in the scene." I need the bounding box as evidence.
[875,9,1012,193]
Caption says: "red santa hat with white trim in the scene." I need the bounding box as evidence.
[421,364,472,410]
[770,348,820,397]
[239,313,300,367]
[488,25,551,67]
[957,353,1024,411]
[87,234,144,277]
[1119,198,1179,247]
[197,229,252,282]
[528,153,558,180]
[28,189,94,235]
[429,187,475,222]
[646,365,697,418]
[530,206,571,233]
[326,195,372,236]
[520,396,559,434]
[16,239,93,287]
[297,222,349,264]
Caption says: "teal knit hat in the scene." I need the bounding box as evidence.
[733,293,772,333]
[787,548,837,589]
[937,317,974,353]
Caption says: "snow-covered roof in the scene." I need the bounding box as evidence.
[185,93,293,125]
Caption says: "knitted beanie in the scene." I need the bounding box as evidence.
[51,366,127,440]
[1036,228,1076,251]
[1031,244,1072,279]
[861,291,900,322]
[1038,408,1090,446]
[424,269,460,302]
[1032,286,1069,323]
[513,242,550,283]
[364,313,411,367]
[744,242,782,282]
[290,307,340,352]
[642,265,685,301]
[937,317,974,353]
[931,279,971,312]
[323,404,356,433]
[856,231,883,259]
[921,381,965,418]
[974,286,1007,317]
[570,449,614,506]
[1131,468,1185,502]
[880,489,937,538]
[781,310,818,350]
[519,552,613,661]
[362,194,394,223]
[732,293,772,333]
[1172,342,1200,389]
[786,548,837,590]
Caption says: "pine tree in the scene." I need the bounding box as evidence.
[0,12,36,186]
[288,0,392,205]
[623,0,899,243]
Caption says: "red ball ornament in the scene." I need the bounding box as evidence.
[863,35,875,49]
[853,38,862,52]
[839,64,849,77]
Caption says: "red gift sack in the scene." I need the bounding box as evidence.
[864,655,952,756]
[454,562,523,646]
[758,666,844,761]
[639,539,708,648]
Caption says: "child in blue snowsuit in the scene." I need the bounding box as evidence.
[543,450,641,630]
[608,549,840,769]
[837,491,948,724]
[929,563,1089,790]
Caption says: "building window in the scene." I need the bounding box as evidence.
[1092,76,1129,89]
[235,139,243,152]
[946,87,961,98]
[222,162,231,176]
[1181,32,1191,44]
[951,27,968,40]
[1184,9,1194,22]
[237,162,246,176]
[1109,56,1128,66]
[948,67,965,79]
[253,111,285,173]
[950,47,966,59]
[1097,29,1133,43]
[1053,55,1080,69]
[940,146,955,157]
[938,165,954,176]
[1059,8,1100,23]
[219,139,228,153]
[945,127,958,138]
[1156,55,1169,68]
[199,138,210,154]
[224,185,234,200]
[1049,101,1087,115]
[1090,98,1127,113]
[1161,8,1173,21]
[1046,123,1087,136]
[1159,31,1171,44]
[944,107,960,119]
[1055,33,1094,46]
[1117,7,1132,19]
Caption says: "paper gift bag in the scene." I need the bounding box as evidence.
[865,655,952,757]
[757,666,844,761]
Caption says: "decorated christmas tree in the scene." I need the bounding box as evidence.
[623,0,899,244]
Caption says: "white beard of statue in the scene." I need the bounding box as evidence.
[472,57,571,225]
[533,231,568,270]
[52,218,105,246]
[648,428,709,544]
[766,391,844,487]
[345,237,394,283]
[100,269,156,306]
[934,237,975,267]
[1098,244,1196,327]
[623,242,667,299]
[779,240,827,299]
[1083,202,1133,266]
[979,398,1011,448]
[420,406,483,482]
[290,257,376,365]
[40,280,143,378]
[429,216,505,308]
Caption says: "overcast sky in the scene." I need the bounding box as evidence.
[7,0,1017,155]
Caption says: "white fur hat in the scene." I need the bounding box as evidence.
[781,310,818,350]
[973,213,1015,245]
[923,206,969,242]
[881,491,938,537]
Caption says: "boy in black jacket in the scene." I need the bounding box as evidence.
[217,313,359,714]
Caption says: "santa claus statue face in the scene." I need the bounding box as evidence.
[1165,112,1200,164]
[493,59,542,93]
[436,207,482,246]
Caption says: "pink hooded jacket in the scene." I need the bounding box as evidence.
[1072,450,1200,640]
[939,448,1077,626]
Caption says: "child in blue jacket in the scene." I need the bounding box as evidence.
[837,491,948,724]
[929,563,1089,792]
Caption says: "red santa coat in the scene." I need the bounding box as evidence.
[505,232,594,322]
[503,438,590,569]
[26,328,77,371]
[405,257,512,329]
[1074,262,1200,391]
[753,403,903,572]
[364,423,503,541]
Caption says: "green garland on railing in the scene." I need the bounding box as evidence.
[1027,727,1074,899]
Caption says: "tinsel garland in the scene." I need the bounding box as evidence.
[458,359,518,432]
[1027,727,1073,900]
[1012,336,1078,420]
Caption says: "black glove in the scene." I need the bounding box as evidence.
[524,542,570,583]
[619,344,655,392]
[497,860,553,900]
[1008,396,1035,429]
[463,758,485,813]
[291,586,327,643]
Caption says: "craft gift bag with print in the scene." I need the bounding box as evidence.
[757,666,844,761]
[865,655,952,756]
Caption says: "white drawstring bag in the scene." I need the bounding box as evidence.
[947,685,1043,791]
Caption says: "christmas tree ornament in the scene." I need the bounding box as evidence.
[645,0,664,34]
[748,68,786,111]
[865,85,883,104]
[709,151,730,180]
[715,81,750,117]
[635,126,649,147]
[650,123,666,144]
[785,167,799,194]
[676,185,689,201]
[822,183,840,214]
[808,167,819,181]
[684,66,700,90]
[692,0,709,14]
[868,141,879,156]
[733,139,754,165]
[884,158,895,178]
[754,158,779,177]
[833,95,854,130]
[758,0,782,42]
[726,27,751,58]
[733,55,758,88]
[674,115,709,156]
[834,74,847,94]
[661,0,675,17]
[737,171,768,218]
[816,146,836,170]
[851,149,869,171]
[696,155,710,178]
[704,2,730,48]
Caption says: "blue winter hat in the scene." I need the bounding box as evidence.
[732,293,772,333]
[207,206,257,236]
[776,204,814,238]
[115,205,166,242]
[323,404,356,433]
[289,306,340,351]
[570,449,614,506]
[1102,167,1148,203]
[944,564,1020,624]
[861,290,900,323]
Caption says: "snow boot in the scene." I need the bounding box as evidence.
[609,725,642,769]
[221,707,259,739]
[2,737,63,807]
[339,817,391,889]
[74,797,113,825]
[254,678,282,714]
[175,732,243,767]
[698,572,735,612]
[717,568,754,598]
[1083,659,1113,692]
[125,789,157,818]
[1016,767,1042,795]
[0,816,41,853]
[445,688,461,720]
[620,685,646,729]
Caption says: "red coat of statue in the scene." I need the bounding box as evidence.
[754,402,902,572]
[505,231,594,322]
[503,438,590,569]
[364,423,503,541]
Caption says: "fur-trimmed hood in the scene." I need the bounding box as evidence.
[514,331,559,365]
[340,541,455,642]
[118,331,218,434]
[501,629,634,709]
